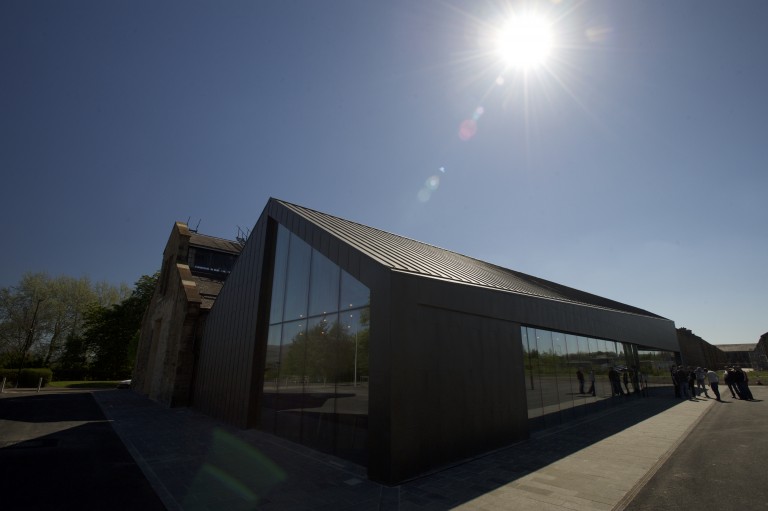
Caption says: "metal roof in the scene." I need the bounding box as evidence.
[276,199,666,319]
[189,232,243,254]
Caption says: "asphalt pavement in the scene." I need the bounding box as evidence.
[0,390,166,511]
[623,386,768,510]
[0,384,765,510]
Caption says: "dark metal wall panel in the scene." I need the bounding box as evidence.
[192,209,270,427]
[381,272,528,483]
[402,273,678,353]
[365,265,393,483]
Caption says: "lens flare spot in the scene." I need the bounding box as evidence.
[426,175,440,190]
[586,25,613,43]
[417,188,432,202]
[496,75,505,86]
[459,119,478,141]
[472,106,485,120]
[439,166,446,173]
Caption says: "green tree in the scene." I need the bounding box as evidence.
[0,273,127,372]
[0,273,49,369]
[81,273,158,379]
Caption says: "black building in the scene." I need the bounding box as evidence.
[179,198,679,483]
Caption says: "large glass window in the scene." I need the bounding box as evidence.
[638,349,677,387]
[283,234,311,321]
[263,225,370,465]
[268,226,290,324]
[308,252,340,317]
[187,247,238,277]
[520,326,661,431]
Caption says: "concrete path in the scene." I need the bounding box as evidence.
[94,387,730,510]
[4,385,764,510]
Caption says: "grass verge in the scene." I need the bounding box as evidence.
[48,380,122,389]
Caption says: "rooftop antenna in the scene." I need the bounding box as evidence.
[192,219,201,233]
[236,225,250,245]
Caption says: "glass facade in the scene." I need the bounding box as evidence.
[638,349,678,385]
[521,326,674,430]
[262,224,370,464]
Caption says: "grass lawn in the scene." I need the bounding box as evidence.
[48,380,123,389]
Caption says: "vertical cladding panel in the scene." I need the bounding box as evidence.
[226,265,241,423]
[247,215,273,428]
[242,226,258,394]
[194,208,271,427]
[237,234,262,425]
[247,220,267,418]
[384,274,528,483]
[234,245,250,423]
[231,241,250,424]
[366,265,392,483]
[210,300,223,419]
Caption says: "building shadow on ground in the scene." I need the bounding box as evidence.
[391,387,688,509]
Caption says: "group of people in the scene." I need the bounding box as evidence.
[575,366,648,397]
[573,364,758,402]
[671,365,755,401]
[723,365,755,400]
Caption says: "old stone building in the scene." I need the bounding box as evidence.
[132,222,242,406]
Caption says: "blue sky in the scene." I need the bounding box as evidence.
[2,1,765,345]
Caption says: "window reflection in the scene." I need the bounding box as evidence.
[269,225,290,324]
[308,252,340,317]
[265,226,370,464]
[283,233,311,321]
[520,326,661,431]
[341,270,370,309]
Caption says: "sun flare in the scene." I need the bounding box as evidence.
[495,13,554,70]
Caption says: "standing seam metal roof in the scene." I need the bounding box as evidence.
[189,232,243,254]
[276,199,665,319]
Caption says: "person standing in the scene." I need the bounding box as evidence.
[631,367,641,395]
[687,367,696,398]
[695,367,710,398]
[734,366,754,400]
[724,367,738,399]
[587,369,596,396]
[705,368,721,401]
[609,367,624,396]
[576,368,585,394]
[675,366,691,399]
[622,369,631,395]
[671,366,680,398]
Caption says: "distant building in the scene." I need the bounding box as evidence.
[132,222,242,407]
[677,328,726,369]
[179,198,679,483]
[716,343,759,369]
[754,333,768,370]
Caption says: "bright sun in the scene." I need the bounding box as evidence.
[495,13,554,70]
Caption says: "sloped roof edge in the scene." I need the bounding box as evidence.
[272,198,667,320]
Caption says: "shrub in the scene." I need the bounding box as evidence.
[0,368,53,388]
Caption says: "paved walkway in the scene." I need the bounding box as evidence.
[82,386,751,511]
